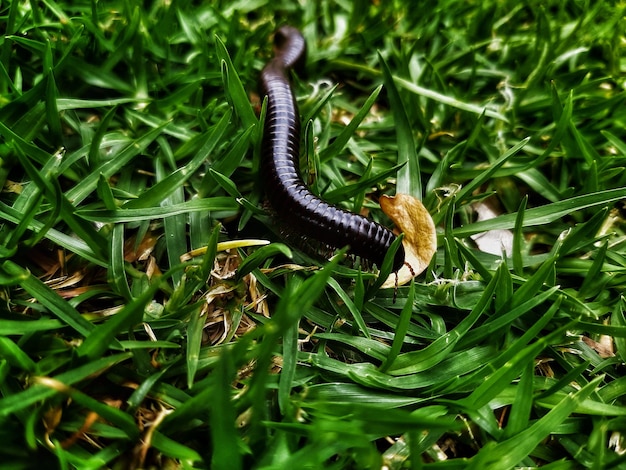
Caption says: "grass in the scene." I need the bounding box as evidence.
[0,0,625,468]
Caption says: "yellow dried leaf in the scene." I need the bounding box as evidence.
[380,194,437,288]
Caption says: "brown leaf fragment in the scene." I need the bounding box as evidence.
[124,232,159,262]
[582,335,614,358]
[380,194,437,287]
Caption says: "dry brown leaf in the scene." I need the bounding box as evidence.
[582,335,614,358]
[124,232,159,262]
[380,194,437,288]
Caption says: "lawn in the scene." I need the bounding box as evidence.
[0,0,625,468]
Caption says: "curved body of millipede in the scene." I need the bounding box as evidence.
[260,26,405,272]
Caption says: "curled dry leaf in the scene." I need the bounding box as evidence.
[380,194,437,288]
[581,335,614,358]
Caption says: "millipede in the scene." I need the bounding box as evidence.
[260,26,405,273]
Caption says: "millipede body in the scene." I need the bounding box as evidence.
[260,26,405,272]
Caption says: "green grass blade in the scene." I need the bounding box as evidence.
[77,197,238,223]
[468,377,603,469]
[65,123,169,205]
[319,85,382,163]
[216,36,257,132]
[386,273,497,375]
[394,76,508,122]
[379,280,415,373]
[379,53,421,198]
[611,297,626,365]
[1,260,94,336]
[453,187,626,237]
[186,304,204,390]
[502,359,534,439]
[459,304,565,409]
[124,110,231,210]
[109,224,132,300]
[327,277,371,339]
[76,277,163,361]
[456,137,530,203]
[0,353,132,417]
[278,321,299,415]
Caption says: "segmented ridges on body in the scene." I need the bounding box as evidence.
[260,26,405,271]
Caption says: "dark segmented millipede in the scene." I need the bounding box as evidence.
[260,26,405,272]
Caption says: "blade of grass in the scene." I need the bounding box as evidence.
[216,36,257,132]
[457,304,565,408]
[186,304,205,389]
[76,276,164,361]
[65,123,169,205]
[123,109,231,210]
[77,197,238,223]
[34,376,140,440]
[319,85,382,163]
[0,352,132,417]
[327,277,371,339]
[379,280,415,373]
[386,272,497,375]
[456,137,530,203]
[394,76,508,122]
[278,321,299,415]
[467,377,603,469]
[1,260,94,336]
[453,187,626,237]
[0,201,103,265]
[379,53,421,198]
